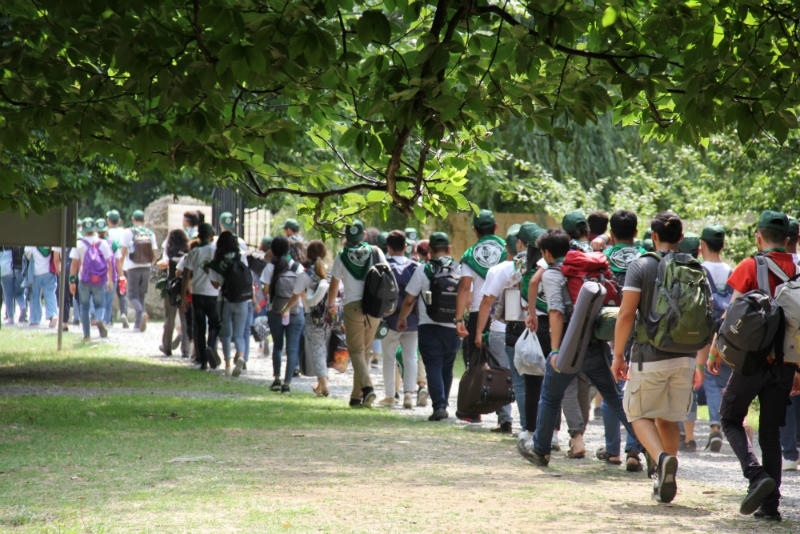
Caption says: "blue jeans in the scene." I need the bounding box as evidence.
[267,311,305,383]
[221,299,250,361]
[780,395,800,462]
[78,283,106,338]
[704,364,732,427]
[29,272,58,325]
[533,342,640,456]
[2,272,26,321]
[601,379,639,456]
[418,324,461,410]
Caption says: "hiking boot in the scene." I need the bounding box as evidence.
[517,438,549,467]
[491,421,513,434]
[652,454,678,503]
[416,386,429,407]
[403,392,414,409]
[270,379,282,392]
[707,430,723,453]
[97,321,108,338]
[740,474,777,515]
[362,388,377,408]
[428,408,448,421]
[625,451,643,472]
[681,440,697,453]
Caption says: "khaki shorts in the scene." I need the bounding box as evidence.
[623,358,695,422]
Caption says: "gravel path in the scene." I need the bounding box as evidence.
[6,319,800,520]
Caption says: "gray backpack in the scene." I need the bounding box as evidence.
[270,262,301,314]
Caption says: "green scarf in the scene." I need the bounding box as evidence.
[37,247,51,257]
[340,242,373,281]
[460,234,506,279]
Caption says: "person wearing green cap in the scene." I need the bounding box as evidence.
[475,222,542,435]
[106,208,129,327]
[562,211,592,252]
[696,223,733,455]
[96,217,119,328]
[707,210,798,521]
[23,242,62,329]
[119,209,158,332]
[219,211,248,253]
[68,217,114,341]
[454,209,506,422]
[327,219,386,408]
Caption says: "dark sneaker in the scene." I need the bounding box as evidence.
[281,384,291,394]
[159,344,171,357]
[491,421,513,434]
[682,440,697,453]
[428,408,448,421]
[517,439,550,467]
[232,355,244,377]
[270,379,282,392]
[707,431,723,453]
[653,454,678,503]
[754,509,782,522]
[206,348,221,369]
[362,388,377,408]
[349,398,363,408]
[740,475,777,515]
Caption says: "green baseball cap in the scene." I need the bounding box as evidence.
[219,211,235,230]
[678,232,700,255]
[518,222,545,247]
[82,217,96,232]
[506,224,521,254]
[757,210,789,233]
[95,218,108,232]
[700,224,725,243]
[429,231,450,247]
[472,209,495,232]
[345,219,366,245]
[404,227,418,242]
[260,236,273,248]
[106,209,121,223]
[132,209,145,222]
[282,218,300,232]
[198,222,215,238]
[561,211,587,235]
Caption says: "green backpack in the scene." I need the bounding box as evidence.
[636,251,714,353]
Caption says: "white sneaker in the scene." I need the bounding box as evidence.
[403,392,414,409]
[378,397,396,407]
[517,430,532,442]
[416,386,428,407]
[225,365,232,377]
[783,459,798,471]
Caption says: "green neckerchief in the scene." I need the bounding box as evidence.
[37,247,51,257]
[340,242,372,281]
[460,234,506,279]
[763,247,787,254]
[605,243,646,273]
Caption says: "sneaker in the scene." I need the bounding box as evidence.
[681,440,697,453]
[362,388,377,408]
[159,344,171,357]
[491,421,513,434]
[653,454,679,503]
[232,355,244,378]
[270,379,282,391]
[349,398,363,408]
[378,397,396,407]
[417,386,428,407]
[456,412,481,423]
[139,313,149,332]
[403,392,414,409]
[120,315,129,329]
[517,430,532,442]
[225,365,233,377]
[754,509,782,522]
[783,459,798,471]
[625,451,643,472]
[206,348,221,369]
[740,475,777,515]
[428,407,448,421]
[281,383,291,394]
[97,321,108,338]
[707,430,723,453]
[517,438,549,467]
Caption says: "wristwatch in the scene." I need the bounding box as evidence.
[453,318,464,324]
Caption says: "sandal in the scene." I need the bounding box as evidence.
[312,384,330,397]
[566,435,586,459]
[625,450,643,472]
[595,447,622,465]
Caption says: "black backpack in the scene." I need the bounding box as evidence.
[361,247,399,318]
[222,258,254,303]
[425,258,460,323]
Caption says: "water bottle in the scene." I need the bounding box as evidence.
[119,277,127,295]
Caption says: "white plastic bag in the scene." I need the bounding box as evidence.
[514,328,546,376]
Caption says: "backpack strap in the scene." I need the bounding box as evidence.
[754,255,773,294]
[763,256,790,283]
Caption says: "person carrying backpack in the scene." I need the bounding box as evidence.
[326,220,387,408]
[261,235,304,393]
[378,230,420,409]
[68,217,114,341]
[706,211,800,521]
[612,212,713,504]
[118,209,158,332]
[397,232,462,421]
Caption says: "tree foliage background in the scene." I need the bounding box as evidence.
[1,0,799,251]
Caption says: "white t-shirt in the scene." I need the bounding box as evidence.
[405,261,456,328]
[24,246,61,276]
[294,269,330,309]
[481,260,519,332]
[180,242,218,297]
[260,259,303,310]
[702,260,733,291]
[459,263,486,313]
[330,247,387,305]
[119,226,158,270]
[106,226,127,248]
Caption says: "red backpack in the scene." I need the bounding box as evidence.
[560,250,620,306]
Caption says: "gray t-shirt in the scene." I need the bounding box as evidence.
[541,260,572,317]
[623,253,695,362]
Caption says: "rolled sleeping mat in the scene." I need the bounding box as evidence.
[554,281,607,374]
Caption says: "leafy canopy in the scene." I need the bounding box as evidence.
[1,0,798,226]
